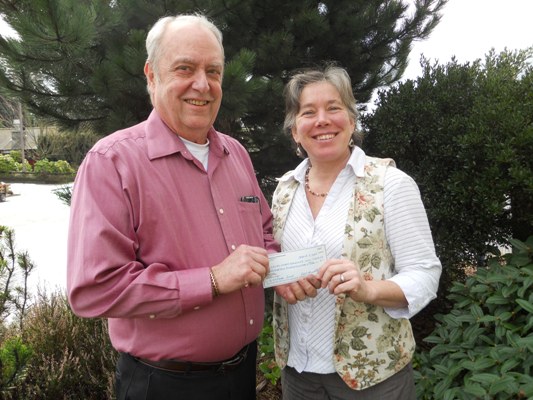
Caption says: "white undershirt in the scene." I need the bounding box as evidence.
[181,137,210,170]
[280,147,442,374]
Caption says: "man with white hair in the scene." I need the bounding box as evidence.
[67,13,278,399]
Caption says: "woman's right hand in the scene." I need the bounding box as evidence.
[274,275,321,304]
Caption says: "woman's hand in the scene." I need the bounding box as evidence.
[274,275,322,304]
[318,259,409,308]
[317,259,372,302]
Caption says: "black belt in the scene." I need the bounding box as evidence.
[135,344,249,373]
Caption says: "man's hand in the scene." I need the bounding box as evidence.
[211,245,269,294]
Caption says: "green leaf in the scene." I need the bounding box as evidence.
[486,294,509,305]
[443,387,460,400]
[449,327,463,343]
[424,335,444,344]
[517,277,533,297]
[501,285,516,297]
[488,376,517,395]
[522,381,533,396]
[430,345,453,358]
[434,377,453,399]
[516,335,533,349]
[496,311,513,322]
[516,299,533,313]
[496,324,506,338]
[462,358,496,371]
[469,372,500,385]
[500,358,521,373]
[510,238,529,252]
[434,364,450,375]
[513,254,532,267]
[470,304,484,318]
[456,314,476,323]
[463,382,487,396]
[478,315,497,323]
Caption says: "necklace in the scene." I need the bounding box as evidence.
[305,166,328,197]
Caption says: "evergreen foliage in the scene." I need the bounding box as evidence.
[0,0,446,190]
[0,226,34,397]
[362,49,533,281]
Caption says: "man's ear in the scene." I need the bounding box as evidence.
[144,62,155,89]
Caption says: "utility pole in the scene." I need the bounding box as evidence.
[18,102,26,172]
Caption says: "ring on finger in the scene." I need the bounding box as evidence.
[340,274,345,283]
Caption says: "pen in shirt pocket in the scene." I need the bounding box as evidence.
[240,195,262,215]
[240,195,259,203]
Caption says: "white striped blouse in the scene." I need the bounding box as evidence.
[278,147,442,374]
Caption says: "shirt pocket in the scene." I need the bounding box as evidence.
[237,201,264,247]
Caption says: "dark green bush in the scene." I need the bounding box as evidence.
[414,237,533,399]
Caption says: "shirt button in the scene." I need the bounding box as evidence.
[149,314,156,319]
[249,319,254,325]
[194,306,200,310]
[219,208,224,214]
[231,244,236,250]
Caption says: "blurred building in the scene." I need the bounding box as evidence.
[0,126,43,154]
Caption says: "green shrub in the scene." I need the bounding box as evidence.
[36,130,99,166]
[33,159,75,175]
[8,151,22,163]
[10,291,117,400]
[414,236,533,400]
[258,313,281,386]
[0,155,18,174]
[0,336,32,398]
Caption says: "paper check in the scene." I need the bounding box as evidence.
[263,245,327,288]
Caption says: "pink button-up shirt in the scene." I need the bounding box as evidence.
[67,110,279,362]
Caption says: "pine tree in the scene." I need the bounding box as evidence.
[0,0,446,190]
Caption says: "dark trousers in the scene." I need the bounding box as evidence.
[116,344,257,400]
[281,362,416,400]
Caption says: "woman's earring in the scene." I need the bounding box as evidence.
[296,144,304,158]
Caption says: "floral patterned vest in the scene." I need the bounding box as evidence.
[271,156,415,391]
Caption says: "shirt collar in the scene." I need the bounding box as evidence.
[146,109,228,160]
[278,146,367,183]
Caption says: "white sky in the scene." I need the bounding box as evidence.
[1,0,533,81]
[404,0,533,80]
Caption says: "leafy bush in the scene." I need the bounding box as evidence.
[363,49,533,302]
[8,151,22,163]
[0,336,32,398]
[414,236,533,399]
[258,313,281,386]
[33,159,75,175]
[10,291,117,400]
[0,155,18,174]
[36,131,99,166]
